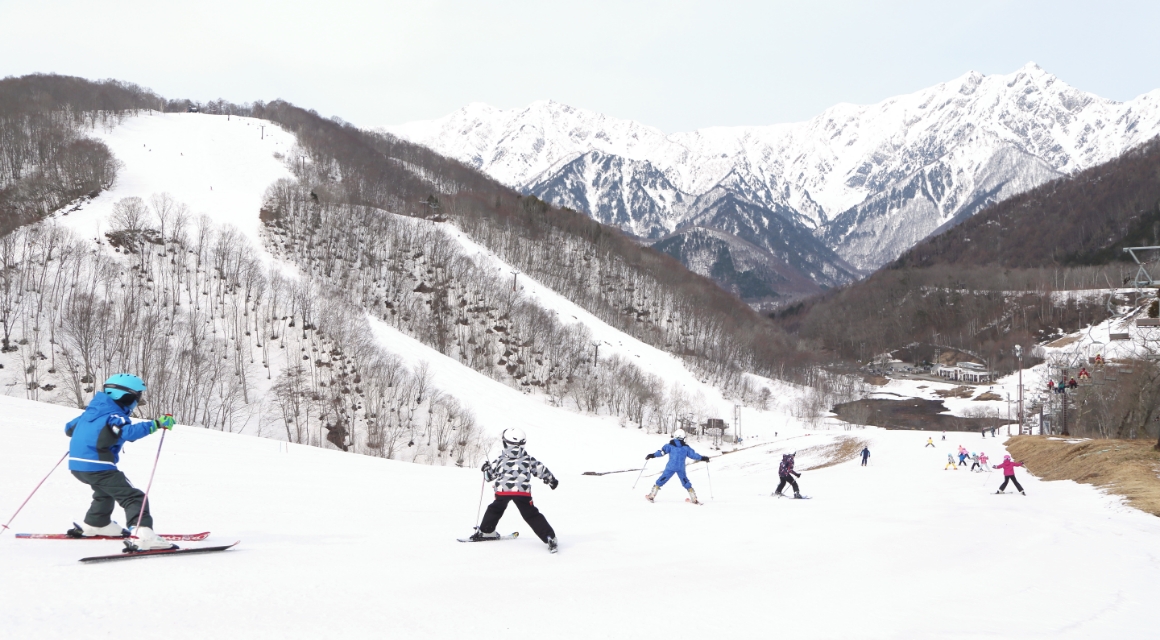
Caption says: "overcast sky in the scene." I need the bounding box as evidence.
[3,0,1159,132]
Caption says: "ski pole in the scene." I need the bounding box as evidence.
[705,462,715,500]
[133,429,166,535]
[474,473,486,530]
[1,451,67,537]
[632,459,649,490]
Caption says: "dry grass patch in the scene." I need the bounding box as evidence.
[800,436,870,471]
[1006,436,1160,516]
[1047,335,1082,348]
[863,375,890,386]
[973,392,1002,401]
[935,386,975,399]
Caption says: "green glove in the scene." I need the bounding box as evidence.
[152,414,176,432]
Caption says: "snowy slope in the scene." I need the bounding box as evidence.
[386,64,1160,271]
[5,392,1160,638]
[53,111,297,263]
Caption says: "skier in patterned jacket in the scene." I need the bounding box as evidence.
[469,428,560,552]
[64,373,176,550]
[644,428,709,504]
[774,452,804,498]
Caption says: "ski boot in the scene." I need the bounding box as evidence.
[686,488,700,505]
[1019,490,1026,495]
[126,526,178,551]
[547,537,559,554]
[67,521,128,538]
[793,492,804,499]
[772,490,783,497]
[645,485,660,502]
[995,490,1005,494]
[467,529,500,542]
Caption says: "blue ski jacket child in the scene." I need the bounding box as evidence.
[650,439,705,490]
[65,393,156,472]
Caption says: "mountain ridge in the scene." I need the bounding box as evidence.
[384,64,1160,299]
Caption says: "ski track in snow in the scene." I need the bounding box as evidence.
[3,394,1160,639]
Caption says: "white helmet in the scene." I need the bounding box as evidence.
[672,428,687,440]
[501,428,526,446]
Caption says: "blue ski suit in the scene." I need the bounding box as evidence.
[65,393,155,472]
[651,439,705,489]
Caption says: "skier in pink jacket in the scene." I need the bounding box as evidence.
[993,455,1025,495]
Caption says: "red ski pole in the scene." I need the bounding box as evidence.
[0,451,67,537]
[132,429,167,537]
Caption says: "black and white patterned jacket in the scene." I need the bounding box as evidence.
[484,444,557,496]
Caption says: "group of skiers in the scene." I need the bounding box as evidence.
[937,441,1025,494]
[51,371,1030,556]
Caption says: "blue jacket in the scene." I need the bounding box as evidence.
[652,439,704,472]
[65,393,154,472]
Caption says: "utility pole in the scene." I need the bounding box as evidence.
[1061,368,1070,436]
[512,270,519,291]
[260,125,265,140]
[592,341,600,367]
[1015,345,1024,434]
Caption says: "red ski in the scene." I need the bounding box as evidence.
[17,531,210,541]
[80,541,239,563]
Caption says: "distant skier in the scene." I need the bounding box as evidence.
[64,374,176,551]
[990,428,996,438]
[469,428,560,553]
[773,452,804,497]
[645,428,709,504]
[941,431,946,441]
[944,454,958,470]
[981,428,987,439]
[925,437,935,448]
[860,447,870,466]
[993,454,1026,495]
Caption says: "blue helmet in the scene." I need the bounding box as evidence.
[103,373,146,403]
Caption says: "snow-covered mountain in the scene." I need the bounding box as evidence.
[385,64,1160,277]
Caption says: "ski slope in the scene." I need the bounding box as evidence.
[53,111,297,264]
[3,394,1159,639]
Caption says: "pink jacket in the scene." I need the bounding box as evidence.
[992,459,1023,476]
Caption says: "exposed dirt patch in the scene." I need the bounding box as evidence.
[934,386,975,399]
[863,375,890,386]
[973,392,1002,401]
[799,436,870,471]
[832,398,1006,432]
[1006,436,1160,517]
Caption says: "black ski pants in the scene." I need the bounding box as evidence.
[998,475,1024,492]
[775,474,800,495]
[480,495,555,542]
[71,470,152,529]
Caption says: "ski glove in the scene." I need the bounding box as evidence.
[701,456,710,463]
[549,478,559,490]
[480,461,490,474]
[150,414,176,433]
[645,453,655,460]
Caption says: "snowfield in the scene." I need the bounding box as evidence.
[53,111,297,265]
[3,394,1159,639]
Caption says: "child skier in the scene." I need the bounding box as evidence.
[860,447,870,466]
[925,437,935,448]
[970,453,981,472]
[993,454,1026,495]
[645,428,709,504]
[65,373,176,551]
[944,454,958,470]
[773,452,804,498]
[470,428,560,552]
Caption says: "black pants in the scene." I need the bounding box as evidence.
[998,475,1024,492]
[480,495,554,542]
[71,470,152,529]
[775,475,800,494]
